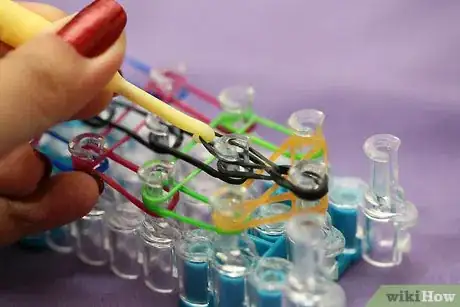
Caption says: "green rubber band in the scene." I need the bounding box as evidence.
[140,111,326,232]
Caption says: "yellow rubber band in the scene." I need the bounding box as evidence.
[212,131,330,232]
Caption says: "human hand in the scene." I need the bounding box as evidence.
[0,0,126,245]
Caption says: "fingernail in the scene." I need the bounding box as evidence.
[88,171,105,195]
[33,149,53,179]
[57,0,127,58]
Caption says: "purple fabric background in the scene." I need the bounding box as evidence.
[1,1,460,306]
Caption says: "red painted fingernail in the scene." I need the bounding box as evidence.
[88,171,105,195]
[33,149,53,179]
[57,0,127,58]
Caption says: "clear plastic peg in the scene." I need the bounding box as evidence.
[74,186,119,266]
[176,195,213,232]
[247,257,293,307]
[360,134,418,267]
[146,113,169,145]
[329,177,366,250]
[214,134,250,173]
[68,133,111,266]
[74,196,108,265]
[218,86,254,115]
[285,212,344,280]
[218,86,254,130]
[154,63,188,100]
[175,146,221,230]
[68,133,106,171]
[288,159,328,206]
[287,109,325,137]
[105,201,144,279]
[144,113,172,161]
[139,217,182,293]
[137,161,182,292]
[176,229,216,306]
[287,109,327,168]
[321,214,346,280]
[45,223,75,254]
[149,69,174,99]
[209,186,259,307]
[137,160,174,204]
[253,203,291,242]
[282,214,346,307]
[214,134,250,161]
[43,121,86,157]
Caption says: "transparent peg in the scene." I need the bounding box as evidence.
[285,212,340,266]
[218,86,254,115]
[146,113,169,145]
[76,187,119,266]
[149,69,174,98]
[282,214,346,307]
[43,121,87,158]
[287,109,325,137]
[45,223,75,254]
[151,63,188,100]
[139,217,182,293]
[209,186,259,307]
[176,195,212,232]
[105,201,144,279]
[137,161,182,293]
[360,134,418,267]
[68,132,106,170]
[214,134,250,162]
[288,159,328,204]
[321,214,346,280]
[176,229,215,306]
[247,257,293,307]
[218,86,254,130]
[287,109,328,170]
[69,133,111,266]
[74,201,107,265]
[137,160,175,204]
[175,146,221,230]
[213,134,250,173]
[329,177,366,251]
[252,203,291,242]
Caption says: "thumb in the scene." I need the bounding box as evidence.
[0,0,126,154]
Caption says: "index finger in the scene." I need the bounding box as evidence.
[0,1,126,120]
[0,2,67,57]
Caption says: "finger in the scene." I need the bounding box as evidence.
[0,2,125,120]
[0,145,52,197]
[72,90,114,119]
[0,41,13,56]
[0,2,67,58]
[71,32,127,119]
[0,0,126,155]
[0,171,103,246]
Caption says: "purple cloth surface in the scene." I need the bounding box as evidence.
[1,1,460,306]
